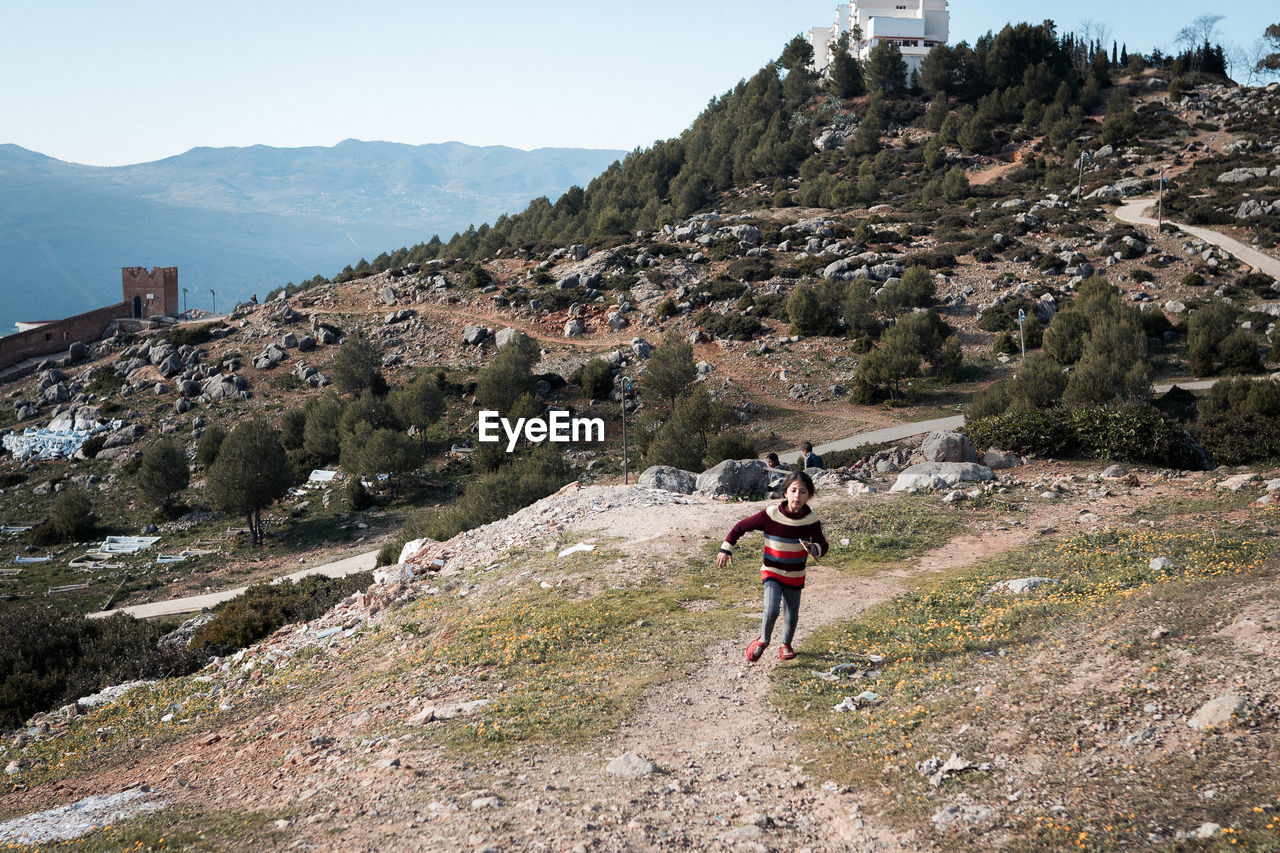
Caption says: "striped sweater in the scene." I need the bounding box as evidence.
[720,501,829,588]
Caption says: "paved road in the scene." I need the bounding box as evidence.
[777,414,967,466]
[87,548,380,620]
[1114,198,1280,279]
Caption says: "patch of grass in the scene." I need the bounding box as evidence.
[771,514,1280,843]
[385,549,755,748]
[820,497,971,575]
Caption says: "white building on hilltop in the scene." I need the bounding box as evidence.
[809,1,949,78]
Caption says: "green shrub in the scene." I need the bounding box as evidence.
[190,571,374,656]
[1066,403,1200,467]
[696,310,764,341]
[0,609,202,730]
[725,257,774,282]
[965,403,1200,468]
[165,323,222,347]
[1192,412,1280,466]
[380,447,573,565]
[705,430,756,467]
[578,358,615,400]
[656,298,678,318]
[1181,272,1206,287]
[963,408,1076,457]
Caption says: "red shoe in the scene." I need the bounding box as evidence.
[778,645,796,661]
[745,637,768,662]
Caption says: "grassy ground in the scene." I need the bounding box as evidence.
[771,504,1280,851]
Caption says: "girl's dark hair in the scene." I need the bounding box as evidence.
[780,470,816,496]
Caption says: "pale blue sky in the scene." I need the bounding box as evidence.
[1,1,1272,167]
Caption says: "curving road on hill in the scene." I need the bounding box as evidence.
[1114,198,1280,279]
[87,548,379,621]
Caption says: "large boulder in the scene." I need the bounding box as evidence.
[201,373,246,402]
[461,325,489,346]
[637,466,697,494]
[920,430,979,463]
[890,462,994,492]
[696,459,768,498]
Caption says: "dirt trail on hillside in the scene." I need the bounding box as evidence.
[7,480,1169,851]
[263,496,1059,852]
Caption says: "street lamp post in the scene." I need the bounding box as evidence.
[1017,308,1027,360]
[181,288,188,314]
[210,289,216,314]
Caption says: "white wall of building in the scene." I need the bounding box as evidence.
[808,0,949,77]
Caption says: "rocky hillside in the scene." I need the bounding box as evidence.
[1,31,1280,851]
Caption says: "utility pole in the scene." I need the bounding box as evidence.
[210,289,216,315]
[620,376,632,485]
[1157,169,1165,232]
[1076,151,1090,201]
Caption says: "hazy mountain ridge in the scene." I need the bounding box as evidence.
[0,141,624,329]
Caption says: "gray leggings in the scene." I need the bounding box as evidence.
[761,579,802,646]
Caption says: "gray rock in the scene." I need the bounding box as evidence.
[280,333,298,349]
[1100,464,1129,478]
[638,466,697,494]
[989,577,1060,594]
[606,751,659,776]
[461,325,489,346]
[1187,694,1246,731]
[67,342,88,364]
[982,448,1022,469]
[201,373,247,402]
[921,430,979,463]
[696,459,768,498]
[1119,727,1155,747]
[891,462,994,492]
[931,803,993,831]
[297,335,317,352]
[1237,198,1266,219]
[494,327,523,350]
[564,319,585,337]
[41,383,70,405]
[729,224,762,247]
[630,338,652,359]
[380,286,397,306]
[1217,167,1268,184]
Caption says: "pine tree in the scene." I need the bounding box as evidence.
[641,330,698,411]
[206,419,294,547]
[135,439,190,516]
[332,331,387,397]
[828,32,865,98]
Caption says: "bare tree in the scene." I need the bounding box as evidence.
[1228,40,1267,86]
[1175,14,1225,72]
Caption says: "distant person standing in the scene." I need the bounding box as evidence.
[715,471,828,662]
[800,441,823,469]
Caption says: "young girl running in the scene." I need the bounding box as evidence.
[715,471,828,661]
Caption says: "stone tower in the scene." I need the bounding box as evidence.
[121,267,179,319]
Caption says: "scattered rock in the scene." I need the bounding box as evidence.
[606,751,659,777]
[1187,694,1246,731]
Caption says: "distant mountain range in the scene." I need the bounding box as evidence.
[0,140,625,332]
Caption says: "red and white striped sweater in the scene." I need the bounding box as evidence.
[720,501,829,588]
